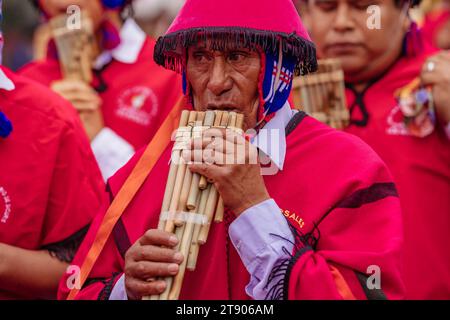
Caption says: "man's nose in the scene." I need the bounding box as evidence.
[207,57,233,96]
[333,4,355,33]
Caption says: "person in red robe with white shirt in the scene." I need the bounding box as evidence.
[0,0,105,299]
[20,0,182,180]
[303,0,450,299]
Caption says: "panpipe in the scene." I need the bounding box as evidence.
[144,110,244,300]
[292,59,349,129]
[49,13,96,83]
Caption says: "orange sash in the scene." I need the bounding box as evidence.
[68,98,186,300]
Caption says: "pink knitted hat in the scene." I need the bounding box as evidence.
[153,0,317,75]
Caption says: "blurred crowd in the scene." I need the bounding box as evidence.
[2,0,185,70]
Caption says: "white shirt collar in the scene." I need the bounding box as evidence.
[94,18,147,69]
[0,68,15,91]
[251,102,296,171]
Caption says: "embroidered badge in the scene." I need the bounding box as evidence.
[116,86,159,126]
[280,208,304,229]
[387,78,435,138]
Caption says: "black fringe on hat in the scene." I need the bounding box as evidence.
[154,27,318,76]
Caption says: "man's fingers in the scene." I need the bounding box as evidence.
[125,277,167,298]
[203,128,245,144]
[139,229,179,247]
[126,260,180,279]
[188,163,224,181]
[133,245,183,264]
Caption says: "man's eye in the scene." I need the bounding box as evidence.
[228,52,246,62]
[193,52,208,62]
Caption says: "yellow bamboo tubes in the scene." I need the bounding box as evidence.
[292,59,349,129]
[149,110,245,300]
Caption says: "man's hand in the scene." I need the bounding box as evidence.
[421,51,450,125]
[124,229,183,300]
[183,128,270,217]
[51,79,104,140]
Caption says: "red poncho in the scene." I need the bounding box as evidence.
[421,9,450,49]
[58,113,404,300]
[18,37,181,151]
[0,67,105,299]
[344,47,450,299]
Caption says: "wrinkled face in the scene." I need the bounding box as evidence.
[39,0,104,30]
[306,0,410,83]
[186,42,261,130]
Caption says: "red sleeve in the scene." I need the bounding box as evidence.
[17,60,61,87]
[283,160,404,300]
[39,97,105,260]
[57,150,144,300]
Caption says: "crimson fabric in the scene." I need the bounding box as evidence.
[166,0,311,40]
[18,38,182,151]
[0,67,105,299]
[58,114,404,300]
[421,9,450,49]
[344,47,450,299]
[153,0,317,76]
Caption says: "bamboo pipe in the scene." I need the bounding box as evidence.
[49,14,95,82]
[157,110,190,230]
[211,111,231,222]
[168,194,201,300]
[213,111,237,223]
[158,225,185,300]
[198,111,223,189]
[197,111,216,190]
[197,184,219,245]
[165,111,196,233]
[174,112,198,226]
[187,185,211,271]
[186,111,208,210]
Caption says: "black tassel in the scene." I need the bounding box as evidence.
[262,221,321,300]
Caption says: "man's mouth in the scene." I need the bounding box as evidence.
[206,104,240,112]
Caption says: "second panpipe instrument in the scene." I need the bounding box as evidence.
[49,13,96,83]
[291,59,349,129]
[144,110,244,300]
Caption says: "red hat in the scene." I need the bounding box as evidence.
[154,0,317,75]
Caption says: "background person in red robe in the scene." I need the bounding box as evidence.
[303,0,450,299]
[0,0,105,299]
[19,0,182,180]
[58,0,404,300]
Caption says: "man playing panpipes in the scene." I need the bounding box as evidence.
[59,0,404,300]
[0,1,105,299]
[19,0,182,180]
[303,0,450,298]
